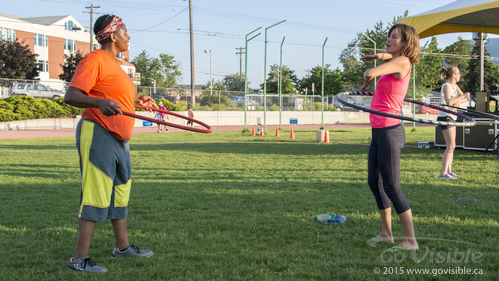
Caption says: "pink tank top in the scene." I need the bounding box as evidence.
[370,59,411,128]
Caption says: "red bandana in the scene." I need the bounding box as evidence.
[95,16,125,43]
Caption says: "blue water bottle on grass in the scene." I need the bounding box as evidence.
[314,214,346,224]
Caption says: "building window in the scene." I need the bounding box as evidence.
[92,43,100,51]
[34,33,48,47]
[37,60,49,72]
[64,20,76,32]
[64,39,76,51]
[0,27,16,42]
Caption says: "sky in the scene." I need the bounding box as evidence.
[2,0,494,88]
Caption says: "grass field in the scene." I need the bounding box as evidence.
[0,127,497,280]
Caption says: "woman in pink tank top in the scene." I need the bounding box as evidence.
[361,24,420,251]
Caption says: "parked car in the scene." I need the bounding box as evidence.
[416,105,439,115]
[11,83,64,99]
[229,96,245,105]
[150,93,166,100]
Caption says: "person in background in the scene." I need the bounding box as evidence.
[437,66,470,179]
[155,101,169,133]
[361,23,420,251]
[186,105,194,127]
[64,14,155,273]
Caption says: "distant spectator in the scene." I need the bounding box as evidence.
[186,105,194,127]
[155,101,169,133]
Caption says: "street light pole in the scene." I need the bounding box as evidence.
[243,27,261,130]
[263,19,286,132]
[321,37,328,130]
[364,34,376,89]
[279,36,285,130]
[188,0,196,107]
[204,50,213,95]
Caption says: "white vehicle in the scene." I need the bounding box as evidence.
[11,83,65,99]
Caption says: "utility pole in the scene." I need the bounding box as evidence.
[84,4,100,53]
[188,0,196,106]
[235,47,245,80]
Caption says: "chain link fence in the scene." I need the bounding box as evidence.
[0,78,416,114]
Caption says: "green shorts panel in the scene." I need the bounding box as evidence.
[75,119,131,221]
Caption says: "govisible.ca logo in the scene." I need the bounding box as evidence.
[367,237,484,264]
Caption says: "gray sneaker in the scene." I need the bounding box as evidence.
[67,256,107,273]
[112,244,154,258]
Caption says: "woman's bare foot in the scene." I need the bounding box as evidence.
[395,239,418,250]
[367,233,394,246]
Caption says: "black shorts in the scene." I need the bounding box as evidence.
[437,116,455,130]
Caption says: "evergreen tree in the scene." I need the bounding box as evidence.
[261,64,298,94]
[416,37,444,91]
[442,37,472,80]
[464,40,499,93]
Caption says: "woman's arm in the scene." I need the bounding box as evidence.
[360,53,393,61]
[443,84,469,106]
[64,86,122,116]
[362,56,411,90]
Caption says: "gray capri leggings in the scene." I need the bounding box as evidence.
[367,123,411,214]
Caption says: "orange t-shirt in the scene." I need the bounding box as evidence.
[70,49,136,141]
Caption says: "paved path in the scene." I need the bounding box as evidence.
[0,123,431,140]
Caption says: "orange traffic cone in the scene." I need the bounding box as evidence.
[323,130,329,143]
[260,129,264,136]
[290,128,295,139]
[252,128,256,136]
[275,128,279,137]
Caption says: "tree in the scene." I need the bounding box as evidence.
[156,54,181,88]
[59,51,84,82]
[464,40,499,93]
[442,37,472,79]
[261,64,298,94]
[222,73,245,91]
[201,79,227,91]
[337,11,408,91]
[339,21,391,91]
[0,39,38,79]
[132,51,181,88]
[416,37,444,91]
[298,65,345,95]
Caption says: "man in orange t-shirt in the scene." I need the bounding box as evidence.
[64,14,156,273]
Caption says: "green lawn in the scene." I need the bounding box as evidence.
[0,127,497,280]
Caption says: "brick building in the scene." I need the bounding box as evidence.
[0,13,134,90]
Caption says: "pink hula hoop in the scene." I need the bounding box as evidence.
[122,104,212,133]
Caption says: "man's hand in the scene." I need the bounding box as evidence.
[97,99,122,116]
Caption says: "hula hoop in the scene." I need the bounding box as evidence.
[336,91,476,127]
[440,103,499,120]
[121,104,212,133]
[456,196,499,204]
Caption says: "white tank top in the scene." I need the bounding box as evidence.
[438,82,458,119]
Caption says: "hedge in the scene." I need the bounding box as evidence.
[0,96,83,122]
[0,96,185,122]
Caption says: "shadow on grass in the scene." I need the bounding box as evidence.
[129,142,369,156]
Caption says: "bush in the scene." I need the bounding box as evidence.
[200,93,231,107]
[0,96,82,122]
[156,98,184,111]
